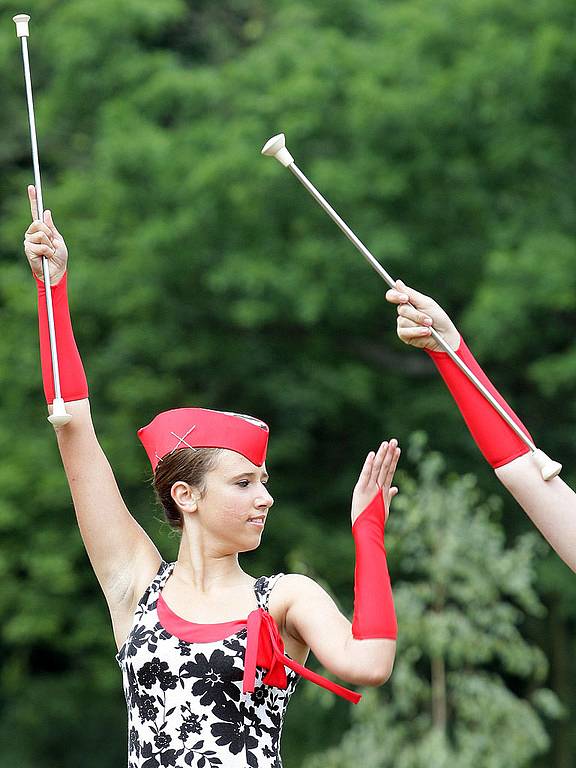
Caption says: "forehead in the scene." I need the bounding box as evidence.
[217,449,267,475]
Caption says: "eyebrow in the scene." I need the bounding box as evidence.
[231,471,269,482]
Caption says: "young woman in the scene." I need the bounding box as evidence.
[386,279,576,573]
[23,186,399,768]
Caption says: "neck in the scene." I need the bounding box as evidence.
[175,524,247,593]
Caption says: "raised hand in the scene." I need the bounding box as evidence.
[385,279,460,351]
[351,440,401,526]
[23,185,68,285]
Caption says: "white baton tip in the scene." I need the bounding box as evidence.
[13,14,31,37]
[532,449,562,481]
[48,397,73,428]
[261,133,294,167]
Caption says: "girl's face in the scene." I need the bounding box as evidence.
[194,449,274,553]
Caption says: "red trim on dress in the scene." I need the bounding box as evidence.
[157,593,247,642]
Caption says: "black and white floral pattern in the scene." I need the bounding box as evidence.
[117,562,300,767]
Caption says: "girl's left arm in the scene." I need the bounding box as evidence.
[281,441,400,687]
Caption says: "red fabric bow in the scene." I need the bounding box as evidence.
[242,608,361,704]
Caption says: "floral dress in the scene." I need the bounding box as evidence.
[116,560,360,768]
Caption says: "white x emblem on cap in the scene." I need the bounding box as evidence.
[169,425,197,454]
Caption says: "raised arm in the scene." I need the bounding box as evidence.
[23,186,161,635]
[278,441,399,687]
[385,279,576,572]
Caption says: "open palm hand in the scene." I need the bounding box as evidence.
[351,440,401,526]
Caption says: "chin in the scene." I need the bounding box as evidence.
[240,536,263,554]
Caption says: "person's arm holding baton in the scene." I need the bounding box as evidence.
[23,186,162,646]
[386,280,576,572]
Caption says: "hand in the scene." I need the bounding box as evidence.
[351,440,401,526]
[23,185,68,285]
[385,279,460,351]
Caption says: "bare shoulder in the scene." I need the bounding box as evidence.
[269,573,329,617]
[268,574,321,660]
[273,573,326,599]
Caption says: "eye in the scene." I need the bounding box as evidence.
[236,480,250,488]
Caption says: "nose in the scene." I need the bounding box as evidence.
[256,484,274,510]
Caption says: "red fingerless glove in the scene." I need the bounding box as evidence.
[352,492,397,640]
[427,337,531,468]
[36,272,88,403]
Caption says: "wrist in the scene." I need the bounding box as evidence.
[427,331,462,356]
[352,491,386,537]
[33,268,66,287]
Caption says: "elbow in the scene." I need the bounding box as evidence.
[355,659,395,687]
[370,663,394,687]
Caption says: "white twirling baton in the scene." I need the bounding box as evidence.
[262,133,561,481]
[13,14,71,427]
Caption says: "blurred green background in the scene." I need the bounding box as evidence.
[1,0,576,765]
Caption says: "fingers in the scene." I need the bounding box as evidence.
[44,210,62,241]
[357,451,376,489]
[25,220,52,238]
[385,279,435,310]
[377,440,400,488]
[396,279,435,307]
[25,229,53,247]
[397,316,433,341]
[25,242,55,260]
[397,303,433,327]
[368,439,400,487]
[368,441,389,486]
[358,440,401,493]
[26,190,61,242]
[384,485,398,523]
[28,185,39,221]
[24,223,55,258]
[385,286,409,305]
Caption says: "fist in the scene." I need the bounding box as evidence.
[385,280,460,351]
[23,185,68,284]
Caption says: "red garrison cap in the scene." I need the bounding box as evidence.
[138,408,269,472]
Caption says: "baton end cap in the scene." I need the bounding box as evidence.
[48,398,72,428]
[261,133,294,167]
[532,449,562,481]
[13,14,30,37]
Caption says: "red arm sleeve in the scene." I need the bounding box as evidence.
[352,492,397,640]
[36,272,88,403]
[426,337,532,469]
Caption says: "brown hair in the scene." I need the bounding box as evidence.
[153,447,224,530]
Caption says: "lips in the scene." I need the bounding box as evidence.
[248,515,266,527]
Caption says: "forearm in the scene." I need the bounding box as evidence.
[36,271,88,404]
[496,455,576,572]
[427,336,533,468]
[349,491,397,684]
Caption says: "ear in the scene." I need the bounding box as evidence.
[171,481,199,512]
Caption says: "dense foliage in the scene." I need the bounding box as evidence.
[1,0,575,766]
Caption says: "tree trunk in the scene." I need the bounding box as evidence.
[431,653,447,733]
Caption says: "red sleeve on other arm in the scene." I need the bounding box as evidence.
[427,338,532,469]
[36,272,88,403]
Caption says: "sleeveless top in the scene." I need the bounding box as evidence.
[116,560,361,768]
